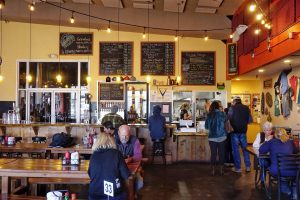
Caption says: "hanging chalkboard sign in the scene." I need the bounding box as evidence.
[227,43,238,75]
[99,42,133,75]
[98,83,124,101]
[141,42,175,75]
[181,52,215,85]
[59,33,93,55]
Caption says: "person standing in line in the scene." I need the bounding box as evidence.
[205,101,227,176]
[148,105,166,141]
[228,97,252,173]
[101,105,125,129]
[88,133,130,200]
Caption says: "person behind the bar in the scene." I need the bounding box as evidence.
[101,105,125,129]
[102,120,118,138]
[205,101,227,176]
[88,133,130,200]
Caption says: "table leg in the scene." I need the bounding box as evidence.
[0,126,6,135]
[128,176,134,200]
[2,176,10,194]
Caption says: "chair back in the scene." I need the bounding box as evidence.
[277,153,300,177]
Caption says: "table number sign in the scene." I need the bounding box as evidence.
[104,180,114,197]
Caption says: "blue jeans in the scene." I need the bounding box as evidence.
[231,133,251,169]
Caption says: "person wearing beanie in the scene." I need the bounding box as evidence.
[101,105,125,129]
[148,105,166,141]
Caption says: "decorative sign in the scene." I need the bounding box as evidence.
[98,83,124,101]
[227,43,238,75]
[141,42,175,75]
[104,180,114,197]
[99,42,133,75]
[181,51,215,85]
[59,33,93,55]
[263,79,273,88]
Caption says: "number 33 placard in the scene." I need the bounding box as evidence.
[104,180,114,197]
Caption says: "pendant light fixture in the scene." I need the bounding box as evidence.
[0,3,4,82]
[176,1,181,84]
[56,2,62,84]
[26,4,34,83]
[86,0,91,84]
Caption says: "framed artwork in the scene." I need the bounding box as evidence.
[263,79,273,88]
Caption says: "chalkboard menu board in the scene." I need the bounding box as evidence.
[59,33,93,55]
[181,52,215,85]
[99,42,133,75]
[98,83,124,101]
[141,42,175,75]
[227,43,238,75]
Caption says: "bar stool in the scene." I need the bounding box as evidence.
[151,139,166,165]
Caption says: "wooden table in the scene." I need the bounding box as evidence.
[0,143,48,158]
[46,145,93,158]
[0,158,140,200]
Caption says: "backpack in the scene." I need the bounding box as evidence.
[49,132,75,148]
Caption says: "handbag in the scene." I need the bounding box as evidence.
[225,119,234,133]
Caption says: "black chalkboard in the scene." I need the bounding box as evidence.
[181,52,215,85]
[141,42,175,75]
[99,42,133,75]
[227,43,238,75]
[59,33,93,55]
[98,83,124,101]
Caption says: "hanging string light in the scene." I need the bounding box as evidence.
[29,2,35,12]
[70,11,75,24]
[107,20,111,33]
[0,5,3,82]
[86,0,91,84]
[0,0,4,10]
[56,1,62,84]
[204,30,208,41]
[176,2,181,84]
[142,27,146,39]
[26,6,33,83]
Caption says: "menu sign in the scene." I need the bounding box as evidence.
[141,42,175,75]
[227,43,238,75]
[59,33,93,55]
[99,42,133,75]
[98,83,124,101]
[181,52,215,85]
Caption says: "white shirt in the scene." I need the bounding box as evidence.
[252,132,272,149]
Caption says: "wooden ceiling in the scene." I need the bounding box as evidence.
[3,0,244,40]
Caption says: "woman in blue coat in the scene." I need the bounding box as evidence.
[205,101,227,176]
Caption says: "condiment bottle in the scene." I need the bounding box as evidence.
[71,193,76,200]
[64,192,69,200]
[65,151,71,164]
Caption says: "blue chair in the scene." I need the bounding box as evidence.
[268,154,300,200]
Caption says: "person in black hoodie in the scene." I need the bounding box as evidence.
[88,133,130,200]
[148,105,166,141]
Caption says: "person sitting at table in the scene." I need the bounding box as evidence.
[116,124,142,163]
[88,133,130,200]
[103,120,118,138]
[259,128,298,197]
[252,122,274,183]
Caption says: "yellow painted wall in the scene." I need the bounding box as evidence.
[0,22,229,102]
[231,80,261,94]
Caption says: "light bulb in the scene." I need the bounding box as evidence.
[256,13,263,21]
[0,3,4,10]
[142,33,146,39]
[254,29,261,34]
[0,74,3,82]
[116,76,121,82]
[26,75,32,82]
[146,75,151,83]
[70,16,75,24]
[204,36,208,41]
[174,36,178,41]
[107,27,111,33]
[86,76,91,83]
[29,3,35,11]
[249,4,256,12]
[56,74,62,83]
[176,76,181,82]
[261,19,265,25]
[230,34,233,39]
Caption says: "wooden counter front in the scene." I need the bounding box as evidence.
[173,132,210,162]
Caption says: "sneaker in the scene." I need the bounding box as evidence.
[246,167,251,173]
[232,168,242,173]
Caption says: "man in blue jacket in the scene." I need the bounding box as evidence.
[148,105,166,141]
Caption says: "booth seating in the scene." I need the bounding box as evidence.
[151,139,166,165]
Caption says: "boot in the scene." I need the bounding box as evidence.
[211,165,215,176]
[220,165,224,176]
